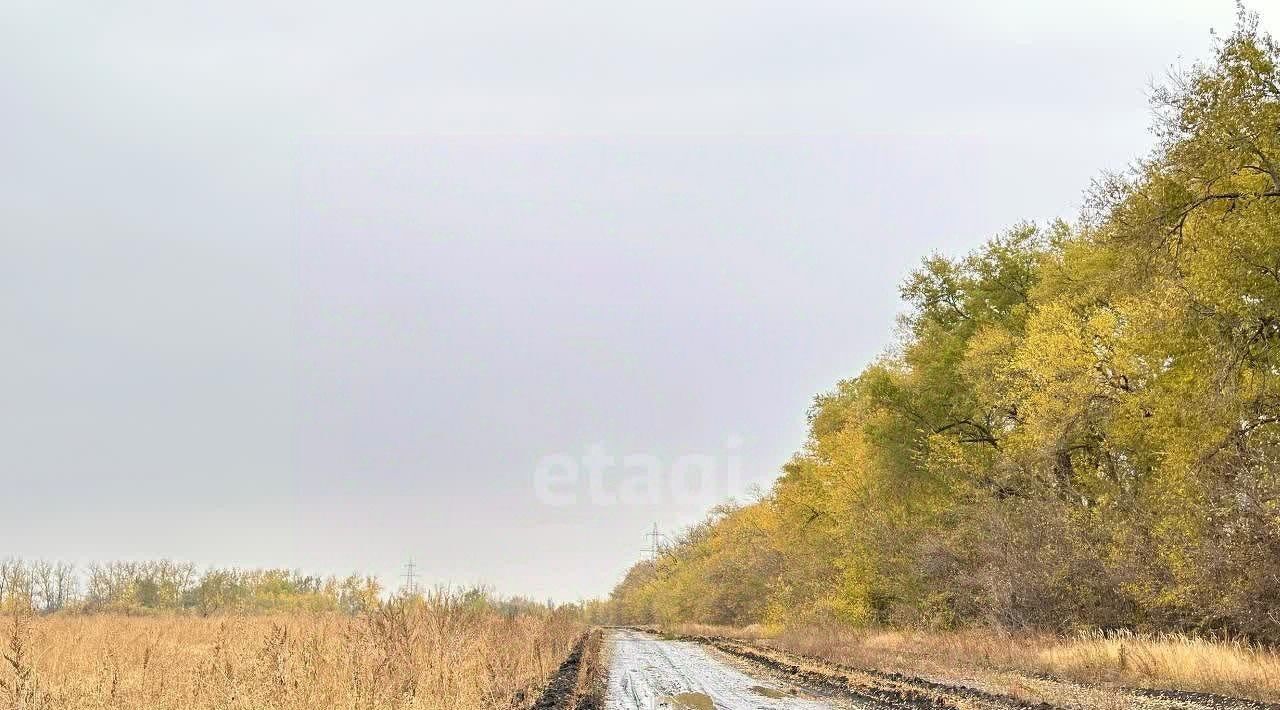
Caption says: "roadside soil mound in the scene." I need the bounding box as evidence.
[530,628,606,710]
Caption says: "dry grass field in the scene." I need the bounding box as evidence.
[2,601,581,710]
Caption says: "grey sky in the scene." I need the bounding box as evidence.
[3,1,1272,601]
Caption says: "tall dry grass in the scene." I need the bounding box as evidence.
[1038,630,1280,701]
[772,626,1280,703]
[665,623,777,641]
[2,599,581,710]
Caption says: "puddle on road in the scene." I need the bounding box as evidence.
[750,685,788,699]
[658,691,715,710]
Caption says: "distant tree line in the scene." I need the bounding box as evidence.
[610,11,1280,640]
[0,559,77,614]
[0,558,587,620]
[0,558,381,615]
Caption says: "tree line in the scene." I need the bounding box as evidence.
[0,558,383,615]
[0,558,585,618]
[610,11,1280,640]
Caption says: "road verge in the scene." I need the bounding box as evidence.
[531,628,606,710]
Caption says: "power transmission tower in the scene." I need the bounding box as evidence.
[643,523,667,561]
[402,558,419,595]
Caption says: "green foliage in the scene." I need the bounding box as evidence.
[610,11,1280,640]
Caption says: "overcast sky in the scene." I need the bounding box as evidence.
[3,1,1273,601]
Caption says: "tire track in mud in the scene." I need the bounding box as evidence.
[696,636,1056,710]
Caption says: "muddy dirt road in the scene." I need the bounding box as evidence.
[594,629,1280,710]
[604,629,847,709]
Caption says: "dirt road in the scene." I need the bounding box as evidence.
[604,629,846,709]
[593,628,1280,710]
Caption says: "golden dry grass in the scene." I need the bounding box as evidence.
[770,625,1280,704]
[665,623,777,641]
[3,602,582,710]
[1038,630,1280,701]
